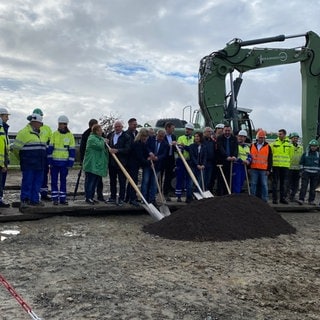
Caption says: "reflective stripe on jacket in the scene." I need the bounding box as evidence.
[176,135,194,160]
[0,126,8,167]
[271,137,292,168]
[289,144,303,170]
[11,124,47,171]
[250,142,272,171]
[48,130,75,167]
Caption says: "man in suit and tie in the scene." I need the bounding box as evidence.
[142,129,169,205]
[162,122,176,201]
[106,120,131,206]
[216,124,238,195]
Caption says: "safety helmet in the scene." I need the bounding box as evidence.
[309,139,319,146]
[238,129,247,137]
[215,123,225,129]
[185,123,194,130]
[289,132,299,139]
[29,113,43,123]
[32,108,44,116]
[0,107,10,115]
[58,115,69,124]
[256,130,267,138]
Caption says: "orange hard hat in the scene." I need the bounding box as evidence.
[256,130,267,138]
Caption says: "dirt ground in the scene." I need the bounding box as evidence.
[0,170,320,319]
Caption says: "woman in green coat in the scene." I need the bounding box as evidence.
[83,124,109,204]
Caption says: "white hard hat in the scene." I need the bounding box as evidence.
[238,129,247,137]
[29,113,43,123]
[0,107,10,115]
[215,123,225,129]
[185,123,194,130]
[58,115,69,124]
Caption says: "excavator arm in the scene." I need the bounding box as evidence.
[198,30,320,147]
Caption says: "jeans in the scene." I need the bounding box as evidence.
[141,166,157,202]
[85,172,100,200]
[250,169,269,202]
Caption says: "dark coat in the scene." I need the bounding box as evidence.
[216,134,238,164]
[189,143,208,169]
[79,127,91,162]
[147,138,169,171]
[107,131,131,167]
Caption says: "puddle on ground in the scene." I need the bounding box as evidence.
[0,229,20,241]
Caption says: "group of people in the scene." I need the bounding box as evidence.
[1,108,76,210]
[0,107,318,211]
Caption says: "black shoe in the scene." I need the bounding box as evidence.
[165,196,171,202]
[41,195,51,201]
[272,200,278,204]
[106,198,116,204]
[117,199,124,207]
[130,200,140,207]
[60,201,69,205]
[177,197,182,203]
[53,201,59,205]
[86,199,95,205]
[185,197,193,203]
[30,201,45,207]
[20,201,30,209]
[280,199,289,204]
[0,202,10,208]
[97,196,105,201]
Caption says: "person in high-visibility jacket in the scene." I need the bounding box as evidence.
[250,129,272,202]
[48,115,75,205]
[11,114,47,209]
[270,129,293,204]
[287,132,303,202]
[0,107,10,208]
[27,108,53,201]
[173,123,194,203]
[232,130,252,194]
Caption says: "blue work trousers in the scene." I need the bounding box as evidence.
[175,158,193,199]
[51,166,69,203]
[232,162,246,194]
[21,169,44,203]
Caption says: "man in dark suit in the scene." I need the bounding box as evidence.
[216,124,238,195]
[124,118,139,202]
[162,122,176,201]
[143,129,169,205]
[107,120,131,206]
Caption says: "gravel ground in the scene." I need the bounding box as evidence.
[0,169,319,320]
[0,210,319,320]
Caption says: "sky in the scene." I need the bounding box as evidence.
[0,0,319,134]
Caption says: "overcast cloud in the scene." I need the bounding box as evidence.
[0,0,319,134]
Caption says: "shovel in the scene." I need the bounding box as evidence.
[175,145,213,199]
[150,160,171,216]
[244,163,251,195]
[106,144,164,221]
[217,164,231,195]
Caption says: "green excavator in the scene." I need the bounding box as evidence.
[198,30,320,147]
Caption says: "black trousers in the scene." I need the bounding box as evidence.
[272,166,289,201]
[109,164,126,201]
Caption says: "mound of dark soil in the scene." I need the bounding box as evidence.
[143,194,296,242]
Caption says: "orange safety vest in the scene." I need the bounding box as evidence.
[250,143,269,170]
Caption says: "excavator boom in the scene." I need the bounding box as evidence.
[199,31,320,147]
